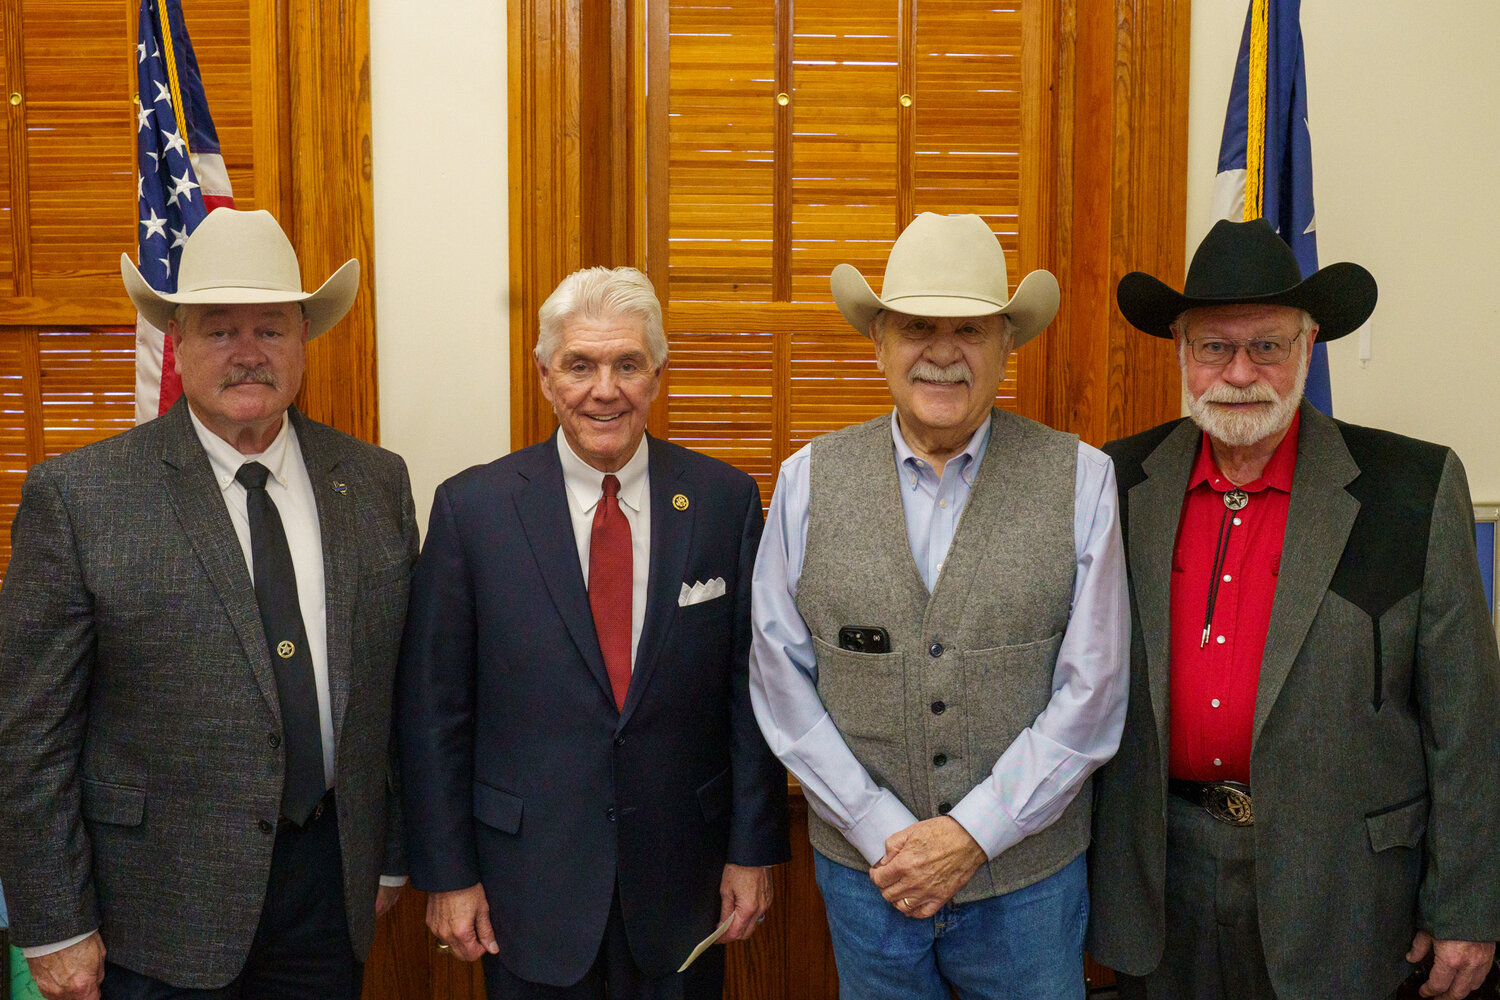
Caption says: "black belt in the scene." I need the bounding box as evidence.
[1169,779,1254,826]
[278,788,334,832]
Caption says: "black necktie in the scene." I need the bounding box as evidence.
[236,461,326,824]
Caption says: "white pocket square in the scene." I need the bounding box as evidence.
[678,577,728,607]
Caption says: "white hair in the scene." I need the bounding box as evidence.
[535,266,667,368]
[1172,307,1314,341]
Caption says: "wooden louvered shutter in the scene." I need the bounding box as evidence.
[660,0,1030,504]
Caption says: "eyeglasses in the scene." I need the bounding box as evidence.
[1185,332,1303,366]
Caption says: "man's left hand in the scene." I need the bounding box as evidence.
[376,883,403,918]
[870,816,987,919]
[1408,931,1496,999]
[719,863,774,942]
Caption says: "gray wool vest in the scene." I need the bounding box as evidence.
[794,410,1088,902]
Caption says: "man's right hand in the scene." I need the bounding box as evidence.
[27,932,106,1000]
[427,883,499,961]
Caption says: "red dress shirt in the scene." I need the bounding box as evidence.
[1168,413,1300,783]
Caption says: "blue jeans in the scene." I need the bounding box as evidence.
[813,850,1087,1000]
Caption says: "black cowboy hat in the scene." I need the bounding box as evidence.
[1116,217,1377,341]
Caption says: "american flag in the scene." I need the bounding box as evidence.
[1210,0,1332,414]
[134,0,234,423]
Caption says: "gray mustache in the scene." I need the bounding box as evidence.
[218,366,279,392]
[909,361,973,385]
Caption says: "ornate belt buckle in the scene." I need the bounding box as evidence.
[1204,781,1253,826]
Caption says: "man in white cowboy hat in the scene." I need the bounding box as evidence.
[0,207,418,1000]
[749,212,1129,998]
[1089,218,1500,1000]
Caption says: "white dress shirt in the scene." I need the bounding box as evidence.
[749,412,1130,865]
[557,433,652,669]
[190,408,335,788]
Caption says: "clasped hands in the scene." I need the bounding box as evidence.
[869,816,987,919]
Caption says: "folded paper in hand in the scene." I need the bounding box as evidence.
[678,913,735,972]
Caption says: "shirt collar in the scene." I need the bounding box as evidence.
[188,406,295,493]
[557,432,650,515]
[889,409,990,489]
[1188,410,1301,495]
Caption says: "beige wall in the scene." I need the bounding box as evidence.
[369,0,510,534]
[1188,1,1500,500]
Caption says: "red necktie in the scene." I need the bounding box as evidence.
[589,474,633,710]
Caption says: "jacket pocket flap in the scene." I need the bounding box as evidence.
[473,782,523,834]
[81,778,146,827]
[1366,794,1428,852]
[696,766,732,823]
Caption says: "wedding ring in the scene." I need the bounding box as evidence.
[901,897,912,909]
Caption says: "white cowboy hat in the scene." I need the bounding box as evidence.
[831,212,1060,347]
[120,207,360,340]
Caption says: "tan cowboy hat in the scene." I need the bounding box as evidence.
[831,212,1060,347]
[121,207,360,340]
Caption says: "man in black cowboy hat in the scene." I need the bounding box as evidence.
[1088,218,1500,1000]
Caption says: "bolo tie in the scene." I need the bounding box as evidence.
[1201,487,1250,648]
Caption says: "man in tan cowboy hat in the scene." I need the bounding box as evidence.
[1089,218,1500,1000]
[0,207,418,1000]
[749,212,1129,998]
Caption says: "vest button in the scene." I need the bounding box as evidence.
[937,802,952,815]
[930,700,946,715]
[933,753,947,767]
[615,735,626,746]
[929,642,943,657]
[258,819,274,835]
[606,806,616,822]
[268,732,281,748]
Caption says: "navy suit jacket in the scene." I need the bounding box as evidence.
[397,434,789,985]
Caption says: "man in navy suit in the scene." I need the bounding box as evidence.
[396,266,790,999]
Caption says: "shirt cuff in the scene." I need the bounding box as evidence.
[844,790,920,866]
[949,785,1025,860]
[379,875,410,888]
[21,930,96,959]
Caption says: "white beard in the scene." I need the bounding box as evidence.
[1184,356,1307,447]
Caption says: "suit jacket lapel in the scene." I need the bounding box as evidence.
[514,435,618,707]
[1252,402,1360,745]
[1134,420,1200,762]
[291,409,357,741]
[620,436,693,727]
[158,400,282,723]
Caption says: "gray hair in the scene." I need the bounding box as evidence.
[868,309,1017,343]
[535,266,667,368]
[1172,307,1315,342]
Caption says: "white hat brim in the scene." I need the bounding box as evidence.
[121,254,361,340]
[832,263,1060,348]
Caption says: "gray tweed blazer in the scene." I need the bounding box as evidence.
[0,399,417,988]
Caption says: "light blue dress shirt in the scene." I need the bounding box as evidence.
[749,412,1130,865]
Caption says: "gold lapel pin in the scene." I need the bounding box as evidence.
[332,481,348,495]
[277,640,296,659]
[672,494,689,511]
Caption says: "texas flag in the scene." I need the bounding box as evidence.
[133,0,234,424]
[1210,0,1332,414]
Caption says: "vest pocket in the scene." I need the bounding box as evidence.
[962,632,1064,766]
[811,635,906,743]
